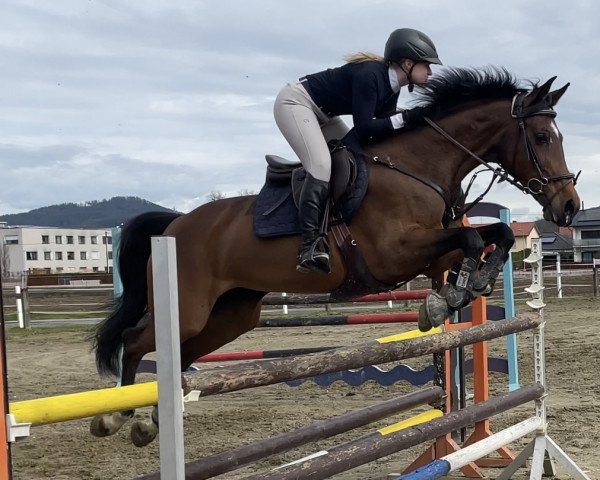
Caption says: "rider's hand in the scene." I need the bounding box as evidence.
[401,106,427,127]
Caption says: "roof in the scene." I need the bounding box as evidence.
[559,226,573,238]
[510,221,538,237]
[541,232,573,251]
[571,206,600,227]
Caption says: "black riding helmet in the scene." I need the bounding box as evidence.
[384,28,442,65]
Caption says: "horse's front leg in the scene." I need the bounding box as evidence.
[410,227,485,331]
[471,223,515,295]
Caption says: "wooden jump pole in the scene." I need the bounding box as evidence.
[240,384,544,480]
[135,387,444,480]
[182,315,541,397]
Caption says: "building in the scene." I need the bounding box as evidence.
[509,221,540,252]
[0,225,113,275]
[570,206,600,262]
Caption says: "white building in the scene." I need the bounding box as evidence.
[0,225,113,275]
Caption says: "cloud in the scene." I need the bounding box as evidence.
[0,0,598,219]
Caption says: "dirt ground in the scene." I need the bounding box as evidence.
[4,296,600,480]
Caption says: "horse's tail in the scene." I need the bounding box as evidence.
[92,211,182,376]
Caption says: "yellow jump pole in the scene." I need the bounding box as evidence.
[10,381,158,426]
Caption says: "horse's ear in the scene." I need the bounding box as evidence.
[526,76,557,105]
[548,83,570,107]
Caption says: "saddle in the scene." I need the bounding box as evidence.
[253,140,396,300]
[265,140,359,211]
[253,140,367,238]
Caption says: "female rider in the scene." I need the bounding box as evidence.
[273,28,441,274]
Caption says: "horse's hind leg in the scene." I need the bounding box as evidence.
[129,288,265,447]
[90,314,155,438]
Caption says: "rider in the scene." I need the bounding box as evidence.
[273,28,442,274]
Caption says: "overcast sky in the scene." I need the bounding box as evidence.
[1,0,598,221]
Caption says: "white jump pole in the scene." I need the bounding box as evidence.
[555,253,562,299]
[151,236,185,480]
[282,292,288,315]
[15,286,24,329]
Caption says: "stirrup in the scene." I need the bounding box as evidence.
[296,246,330,273]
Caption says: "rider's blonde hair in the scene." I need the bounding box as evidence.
[343,52,385,64]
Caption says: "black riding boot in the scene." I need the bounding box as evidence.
[296,173,330,274]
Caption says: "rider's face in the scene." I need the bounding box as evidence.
[397,60,432,86]
[410,62,432,85]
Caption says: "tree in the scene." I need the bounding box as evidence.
[237,189,257,196]
[206,191,227,202]
[0,243,11,278]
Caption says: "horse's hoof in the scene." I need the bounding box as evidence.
[424,292,451,327]
[90,415,114,437]
[418,303,433,332]
[131,421,158,447]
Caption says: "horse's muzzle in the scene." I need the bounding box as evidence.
[543,198,579,227]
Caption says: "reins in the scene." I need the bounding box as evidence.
[370,91,580,223]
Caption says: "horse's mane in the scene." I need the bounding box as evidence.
[411,66,534,121]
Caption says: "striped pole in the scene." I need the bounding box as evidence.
[259,312,418,327]
[135,387,444,480]
[240,384,544,480]
[197,347,335,362]
[262,290,429,306]
[394,416,543,479]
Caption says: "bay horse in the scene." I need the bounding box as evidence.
[91,68,580,446]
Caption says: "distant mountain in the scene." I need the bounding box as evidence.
[0,196,179,228]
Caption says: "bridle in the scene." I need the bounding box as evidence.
[510,91,580,205]
[418,90,580,219]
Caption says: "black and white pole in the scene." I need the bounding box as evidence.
[497,238,590,480]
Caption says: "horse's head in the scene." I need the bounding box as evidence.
[506,77,580,226]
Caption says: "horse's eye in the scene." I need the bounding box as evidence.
[535,132,551,144]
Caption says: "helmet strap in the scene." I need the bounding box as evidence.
[404,62,416,92]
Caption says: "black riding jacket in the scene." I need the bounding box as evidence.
[302,61,400,143]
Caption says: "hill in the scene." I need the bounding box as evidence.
[0,196,179,228]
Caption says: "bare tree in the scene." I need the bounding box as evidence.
[206,190,227,202]
[237,188,257,196]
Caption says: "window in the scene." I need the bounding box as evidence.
[93,266,99,272]
[91,251,100,260]
[55,252,63,260]
[90,236,98,245]
[44,252,52,260]
[26,251,38,261]
[67,251,75,260]
[581,230,600,239]
[108,251,113,260]
[55,235,62,244]
[102,236,112,245]
[42,235,49,244]
[66,236,74,244]
[78,236,86,244]
[80,251,88,260]
[56,267,63,272]
[4,235,18,245]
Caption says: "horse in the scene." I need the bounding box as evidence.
[90,68,580,446]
